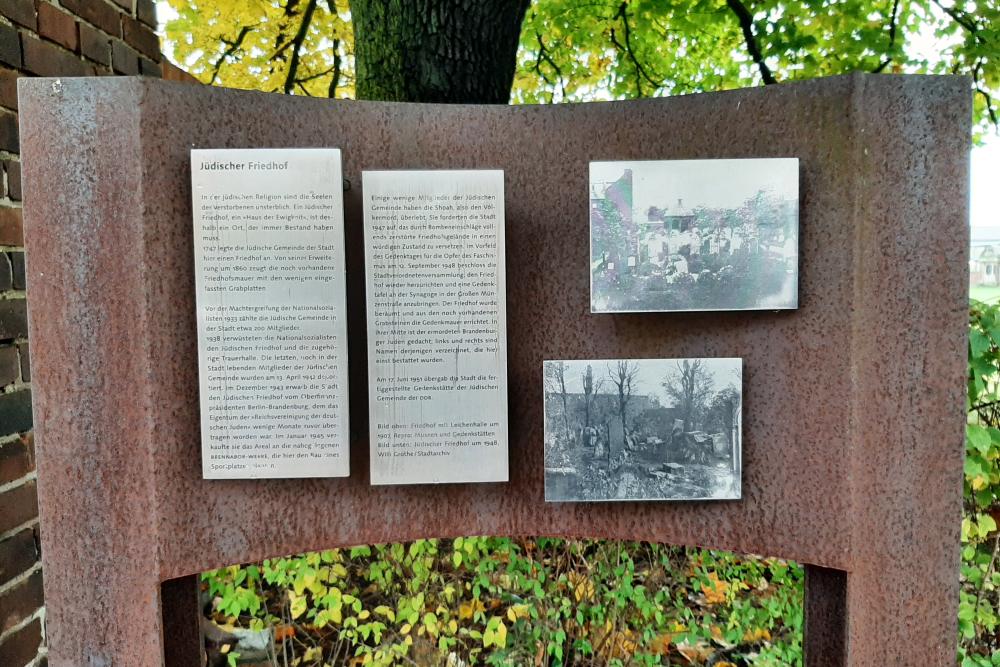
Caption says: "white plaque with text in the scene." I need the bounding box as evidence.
[363,170,509,485]
[192,148,350,479]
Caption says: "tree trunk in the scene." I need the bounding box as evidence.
[352,0,531,103]
[560,393,570,447]
[618,390,627,438]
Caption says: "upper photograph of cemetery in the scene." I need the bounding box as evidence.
[590,158,799,313]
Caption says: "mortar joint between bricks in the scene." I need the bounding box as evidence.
[0,603,45,646]
[0,469,36,496]
[0,558,41,597]
[0,430,26,446]
[0,514,38,543]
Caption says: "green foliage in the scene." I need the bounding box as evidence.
[203,539,803,665]
[513,0,998,137]
[164,0,354,97]
[961,301,1000,665]
[162,0,998,134]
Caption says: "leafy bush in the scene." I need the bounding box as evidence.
[961,302,1000,666]
[202,540,803,666]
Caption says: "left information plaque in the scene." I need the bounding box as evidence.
[192,148,350,479]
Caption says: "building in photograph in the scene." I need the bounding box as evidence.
[971,243,1000,287]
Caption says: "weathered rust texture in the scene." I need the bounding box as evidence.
[18,74,969,666]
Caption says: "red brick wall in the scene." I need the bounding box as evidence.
[0,2,162,665]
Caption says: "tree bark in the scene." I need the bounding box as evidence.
[352,0,531,103]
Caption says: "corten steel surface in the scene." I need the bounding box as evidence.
[19,74,969,666]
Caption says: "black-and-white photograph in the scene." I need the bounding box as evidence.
[590,158,799,313]
[544,358,742,502]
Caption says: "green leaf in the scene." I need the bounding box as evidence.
[969,424,993,454]
[289,591,307,620]
[971,329,991,360]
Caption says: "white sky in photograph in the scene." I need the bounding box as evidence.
[552,359,742,407]
[591,159,799,214]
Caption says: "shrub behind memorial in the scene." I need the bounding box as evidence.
[961,301,1000,666]
[201,539,803,665]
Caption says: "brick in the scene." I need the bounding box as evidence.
[137,0,155,27]
[0,68,16,110]
[111,0,132,11]
[110,37,137,75]
[0,254,11,291]
[0,299,26,338]
[0,21,21,69]
[0,0,35,30]
[122,14,157,60]
[22,34,90,77]
[0,617,42,665]
[139,55,159,77]
[79,22,109,66]
[0,345,14,383]
[0,110,16,153]
[0,432,31,484]
[0,569,42,633]
[0,528,36,586]
[0,479,36,533]
[16,341,26,380]
[5,160,19,200]
[37,2,79,52]
[10,250,23,288]
[60,0,119,37]
[0,207,22,245]
[0,388,31,435]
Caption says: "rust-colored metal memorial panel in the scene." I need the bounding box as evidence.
[18,74,969,665]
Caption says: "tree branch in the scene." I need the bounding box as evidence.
[328,38,342,98]
[726,0,777,85]
[932,0,985,42]
[873,0,901,73]
[269,0,304,66]
[973,60,1000,130]
[295,65,336,83]
[208,25,254,86]
[283,0,319,95]
[972,537,1000,626]
[611,2,662,96]
[535,32,567,101]
[934,0,998,132]
[977,87,999,130]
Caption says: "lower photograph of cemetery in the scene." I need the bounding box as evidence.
[544,359,742,503]
[200,538,803,667]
